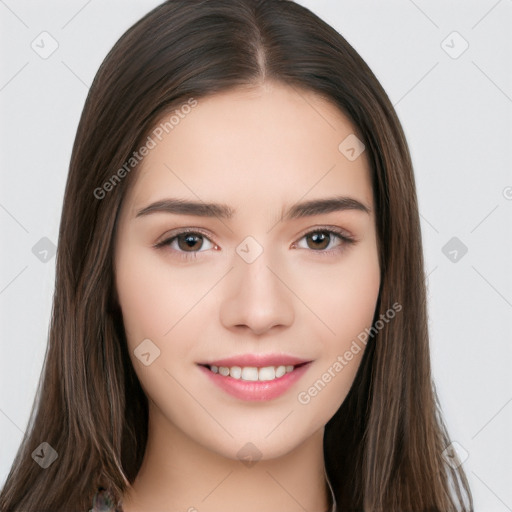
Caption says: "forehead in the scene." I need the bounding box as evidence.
[123,82,373,219]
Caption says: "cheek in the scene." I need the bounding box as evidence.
[296,240,380,347]
[115,246,205,345]
[333,248,380,341]
[114,247,207,408]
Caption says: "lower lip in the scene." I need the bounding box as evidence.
[198,363,312,401]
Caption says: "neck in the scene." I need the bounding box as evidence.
[122,402,332,512]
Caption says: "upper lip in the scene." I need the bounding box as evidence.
[198,354,312,368]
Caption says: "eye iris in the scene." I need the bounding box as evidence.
[177,233,202,251]
[307,231,330,250]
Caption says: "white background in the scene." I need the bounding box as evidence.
[1,1,511,510]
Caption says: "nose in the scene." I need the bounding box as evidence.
[219,249,295,336]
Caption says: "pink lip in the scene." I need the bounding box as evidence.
[197,361,312,401]
[199,353,311,367]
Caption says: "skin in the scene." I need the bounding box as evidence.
[113,81,380,512]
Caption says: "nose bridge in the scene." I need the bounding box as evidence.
[219,236,295,334]
[235,240,287,307]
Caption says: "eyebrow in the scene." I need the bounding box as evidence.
[135,195,371,220]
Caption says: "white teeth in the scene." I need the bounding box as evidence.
[208,364,296,381]
[275,365,286,378]
[241,367,259,381]
[230,366,242,379]
[258,366,276,381]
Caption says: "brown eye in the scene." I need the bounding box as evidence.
[304,231,331,250]
[176,233,205,252]
[156,230,216,256]
[293,228,356,255]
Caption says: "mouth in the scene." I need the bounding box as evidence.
[196,358,313,401]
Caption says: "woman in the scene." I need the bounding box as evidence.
[0,0,473,510]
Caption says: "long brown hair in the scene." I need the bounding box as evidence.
[0,1,473,510]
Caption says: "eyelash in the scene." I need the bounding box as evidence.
[154,226,356,262]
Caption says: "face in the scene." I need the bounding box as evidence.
[113,81,380,461]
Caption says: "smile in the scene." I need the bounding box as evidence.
[205,363,302,381]
[197,361,312,401]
